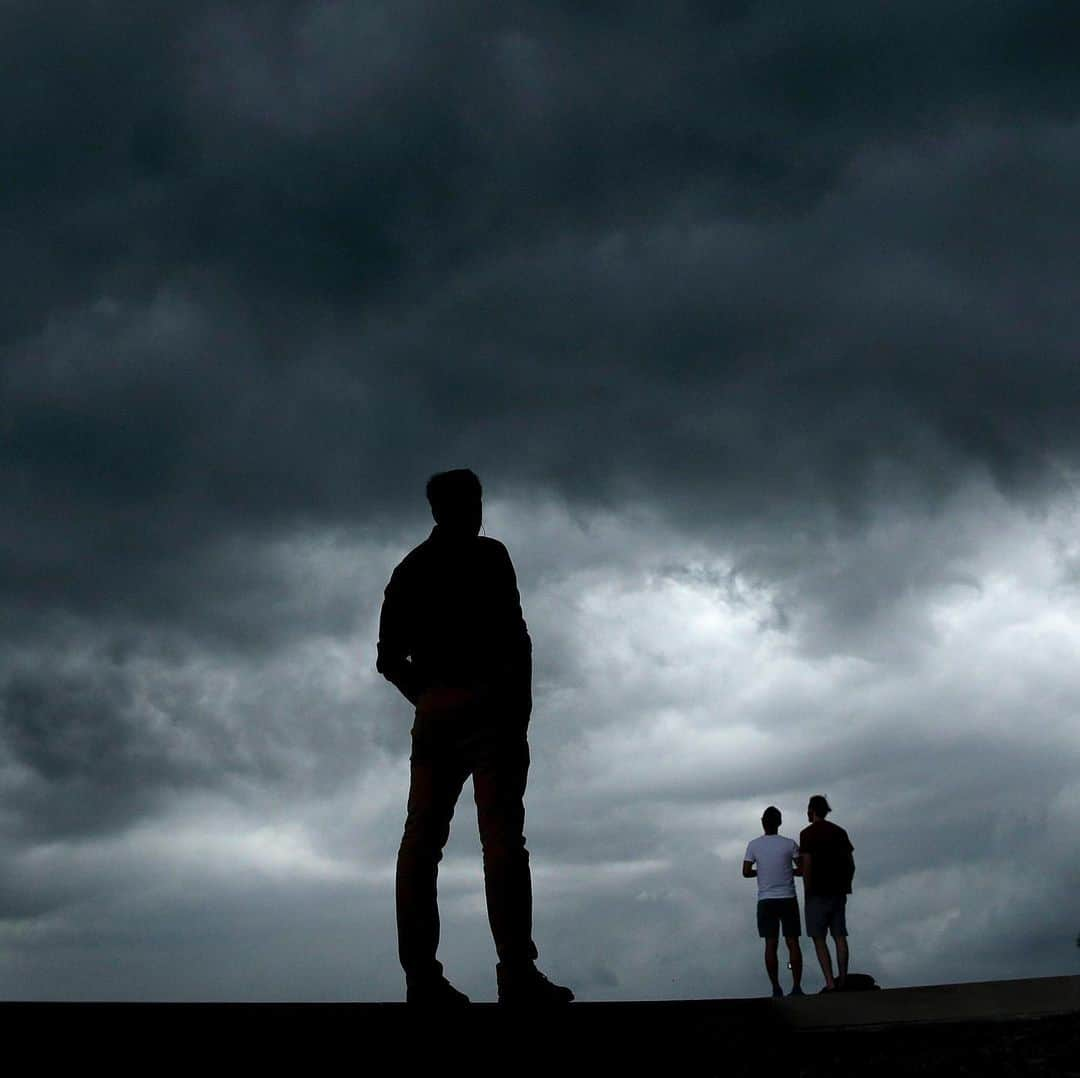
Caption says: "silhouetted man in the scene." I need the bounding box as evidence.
[799,794,855,992]
[743,806,804,998]
[377,469,573,1006]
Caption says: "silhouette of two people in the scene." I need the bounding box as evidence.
[377,469,573,1006]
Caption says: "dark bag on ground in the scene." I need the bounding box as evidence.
[840,973,880,992]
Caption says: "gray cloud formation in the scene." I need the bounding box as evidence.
[2,2,1080,999]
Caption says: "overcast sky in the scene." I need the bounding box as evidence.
[2,1,1080,1002]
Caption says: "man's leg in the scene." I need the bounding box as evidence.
[396,750,469,985]
[834,934,849,986]
[763,938,781,995]
[471,732,537,969]
[824,895,849,988]
[473,726,573,1004]
[757,901,783,996]
[779,899,803,995]
[805,896,835,990]
[812,936,835,990]
[785,937,803,992]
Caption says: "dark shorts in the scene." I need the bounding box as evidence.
[757,897,801,939]
[805,894,848,938]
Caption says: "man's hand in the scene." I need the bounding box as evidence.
[742,860,757,879]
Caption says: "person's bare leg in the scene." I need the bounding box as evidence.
[764,938,781,993]
[834,934,849,987]
[812,936,835,989]
[785,936,803,991]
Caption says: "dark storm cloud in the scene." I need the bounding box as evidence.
[4,0,1080,577]
[1,663,170,836]
[0,645,259,842]
[3,1,1080,996]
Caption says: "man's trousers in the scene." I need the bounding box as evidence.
[396,699,538,980]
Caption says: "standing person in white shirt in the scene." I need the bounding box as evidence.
[742,806,804,998]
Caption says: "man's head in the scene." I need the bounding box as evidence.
[807,794,831,822]
[761,806,782,835]
[426,469,482,536]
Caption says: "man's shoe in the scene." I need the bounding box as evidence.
[770,986,784,999]
[497,963,574,1006]
[788,985,805,997]
[406,975,471,1007]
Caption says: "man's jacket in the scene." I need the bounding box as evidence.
[376,526,532,713]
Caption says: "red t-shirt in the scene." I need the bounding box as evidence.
[799,820,855,896]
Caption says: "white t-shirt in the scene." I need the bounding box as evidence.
[744,834,799,900]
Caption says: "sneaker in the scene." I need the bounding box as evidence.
[771,986,784,999]
[788,986,805,997]
[406,975,471,1007]
[497,963,574,1006]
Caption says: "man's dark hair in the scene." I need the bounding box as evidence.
[762,806,782,832]
[426,469,482,520]
[808,794,831,818]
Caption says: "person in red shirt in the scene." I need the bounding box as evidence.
[799,794,855,992]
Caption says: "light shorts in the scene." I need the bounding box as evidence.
[804,894,848,938]
[756,897,801,939]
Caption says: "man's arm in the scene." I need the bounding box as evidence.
[495,542,532,714]
[742,843,757,879]
[800,851,813,892]
[500,543,531,659]
[376,567,422,705]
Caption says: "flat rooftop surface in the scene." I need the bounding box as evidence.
[4,975,1078,1075]
[775,973,1080,1029]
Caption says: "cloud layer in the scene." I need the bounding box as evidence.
[2,1,1080,999]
